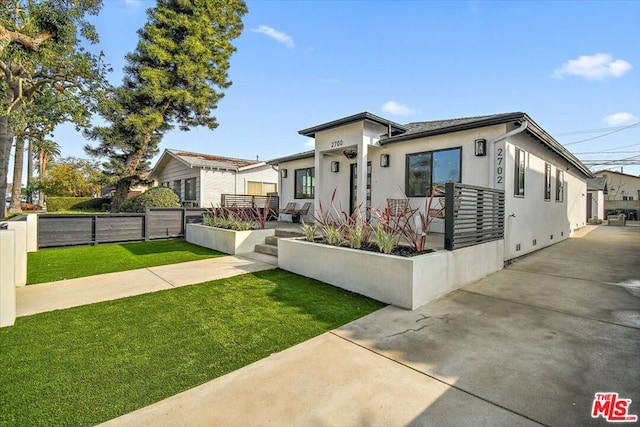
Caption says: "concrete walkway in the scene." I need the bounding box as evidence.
[101,224,640,427]
[17,253,277,317]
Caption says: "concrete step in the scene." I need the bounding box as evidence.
[265,236,279,246]
[255,243,278,256]
[275,230,304,238]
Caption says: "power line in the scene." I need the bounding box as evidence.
[555,124,640,136]
[562,121,640,146]
[573,142,640,154]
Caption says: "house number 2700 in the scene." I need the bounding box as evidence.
[331,140,343,148]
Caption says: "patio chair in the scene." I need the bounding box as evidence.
[386,198,409,217]
[291,202,311,223]
[278,202,298,215]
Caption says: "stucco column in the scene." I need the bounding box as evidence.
[0,229,16,327]
[314,151,323,218]
[356,142,368,216]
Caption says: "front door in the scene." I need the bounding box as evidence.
[350,161,371,218]
[586,193,593,220]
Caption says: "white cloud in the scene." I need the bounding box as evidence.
[602,112,638,126]
[552,53,632,80]
[252,25,294,48]
[305,139,315,148]
[124,0,140,7]
[381,101,415,116]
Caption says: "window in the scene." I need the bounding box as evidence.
[514,148,525,197]
[623,196,634,201]
[406,147,461,197]
[184,177,197,200]
[247,181,277,196]
[295,167,314,199]
[556,170,564,202]
[172,180,182,197]
[161,181,170,187]
[544,164,551,201]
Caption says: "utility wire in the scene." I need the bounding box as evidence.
[562,121,640,146]
[555,124,640,136]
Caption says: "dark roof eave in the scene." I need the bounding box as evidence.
[379,112,526,145]
[298,112,406,137]
[267,150,315,165]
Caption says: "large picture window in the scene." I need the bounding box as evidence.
[514,148,525,197]
[406,148,461,197]
[295,167,314,199]
[544,163,551,201]
[556,170,564,202]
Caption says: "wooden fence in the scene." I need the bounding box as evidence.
[444,182,505,250]
[37,207,208,248]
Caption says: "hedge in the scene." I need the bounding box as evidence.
[46,197,110,212]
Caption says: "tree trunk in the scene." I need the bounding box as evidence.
[9,135,25,213]
[111,180,131,212]
[27,137,34,203]
[0,115,11,219]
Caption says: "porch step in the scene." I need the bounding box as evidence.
[254,229,304,257]
[255,243,278,257]
[275,230,304,238]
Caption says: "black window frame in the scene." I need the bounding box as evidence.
[184,177,197,201]
[514,148,525,197]
[294,167,315,199]
[405,147,462,197]
[544,163,552,201]
[555,170,564,202]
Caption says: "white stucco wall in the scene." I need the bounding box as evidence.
[277,157,315,221]
[503,133,587,260]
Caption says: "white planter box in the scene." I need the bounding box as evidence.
[186,224,275,255]
[278,239,504,310]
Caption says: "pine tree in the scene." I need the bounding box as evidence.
[86,0,248,211]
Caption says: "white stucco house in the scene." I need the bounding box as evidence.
[149,149,278,207]
[586,177,606,222]
[268,111,594,261]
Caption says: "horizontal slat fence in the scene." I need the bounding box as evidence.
[37,208,208,248]
[444,182,505,250]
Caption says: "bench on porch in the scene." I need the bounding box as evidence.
[279,202,311,223]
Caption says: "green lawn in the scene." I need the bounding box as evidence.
[0,269,385,426]
[27,239,225,284]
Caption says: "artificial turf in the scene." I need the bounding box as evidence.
[0,269,385,426]
[27,239,225,284]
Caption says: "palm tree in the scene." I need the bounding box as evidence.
[33,139,61,180]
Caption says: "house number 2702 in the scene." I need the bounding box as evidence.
[331,140,343,148]
[496,148,504,184]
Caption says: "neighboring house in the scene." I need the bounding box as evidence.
[148,149,278,207]
[101,172,152,199]
[594,170,640,220]
[268,111,593,261]
[586,177,606,222]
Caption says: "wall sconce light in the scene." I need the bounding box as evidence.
[380,153,390,167]
[475,139,487,156]
[280,169,288,178]
[343,149,357,160]
[331,161,340,173]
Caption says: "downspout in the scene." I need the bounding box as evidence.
[488,120,529,187]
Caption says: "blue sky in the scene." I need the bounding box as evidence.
[51,0,640,176]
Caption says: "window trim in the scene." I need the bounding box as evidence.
[514,148,525,198]
[555,169,564,202]
[294,167,315,199]
[405,147,462,197]
[544,163,552,201]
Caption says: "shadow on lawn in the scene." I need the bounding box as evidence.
[252,269,387,326]
[121,238,224,257]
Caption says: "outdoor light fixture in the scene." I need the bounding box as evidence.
[331,161,340,173]
[475,138,487,156]
[380,153,390,167]
[280,169,288,178]
[343,149,357,160]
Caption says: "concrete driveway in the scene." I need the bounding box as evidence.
[104,225,639,426]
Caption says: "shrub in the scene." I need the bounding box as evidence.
[300,221,317,242]
[20,203,43,211]
[46,197,109,212]
[120,187,180,213]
